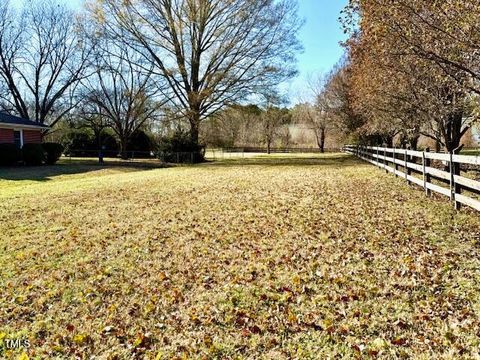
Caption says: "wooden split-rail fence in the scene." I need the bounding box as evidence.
[343,145,480,212]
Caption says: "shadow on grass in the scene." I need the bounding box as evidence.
[0,158,168,181]
[202,154,363,168]
[0,154,362,181]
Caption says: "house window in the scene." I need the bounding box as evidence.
[13,130,23,148]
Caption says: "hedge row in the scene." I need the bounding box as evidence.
[0,142,64,166]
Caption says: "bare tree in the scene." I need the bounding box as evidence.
[261,106,290,154]
[204,104,263,147]
[292,73,340,153]
[0,0,93,126]
[293,103,328,152]
[75,101,110,151]
[90,0,302,146]
[80,42,161,159]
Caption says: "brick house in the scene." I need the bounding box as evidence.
[0,112,49,148]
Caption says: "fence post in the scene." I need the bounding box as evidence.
[449,151,455,203]
[407,149,412,184]
[383,147,387,173]
[404,149,409,183]
[425,148,431,196]
[422,150,427,193]
[393,147,397,177]
[452,148,462,210]
[376,147,379,167]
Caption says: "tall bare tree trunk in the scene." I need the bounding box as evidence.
[120,138,128,160]
[189,113,201,146]
[319,128,325,153]
[409,135,419,151]
[187,111,205,163]
[444,111,465,153]
[315,128,326,153]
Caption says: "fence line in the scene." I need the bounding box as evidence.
[63,149,204,164]
[64,149,155,159]
[343,145,480,212]
[222,147,340,153]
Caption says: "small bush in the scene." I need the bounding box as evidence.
[61,131,95,156]
[0,143,22,166]
[157,130,205,163]
[128,130,155,158]
[42,142,64,165]
[23,144,46,166]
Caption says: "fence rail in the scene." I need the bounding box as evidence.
[64,149,155,159]
[343,145,480,212]
[63,149,203,163]
[222,147,340,153]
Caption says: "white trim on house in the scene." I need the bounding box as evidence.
[0,123,49,130]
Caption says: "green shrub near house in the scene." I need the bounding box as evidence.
[42,142,64,165]
[22,144,46,166]
[0,143,22,166]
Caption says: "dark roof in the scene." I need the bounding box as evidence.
[0,112,49,128]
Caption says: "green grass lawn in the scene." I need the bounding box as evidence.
[1,153,480,359]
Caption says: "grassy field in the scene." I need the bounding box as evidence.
[1,153,480,359]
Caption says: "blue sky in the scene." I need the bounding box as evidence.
[11,0,348,104]
[287,0,348,103]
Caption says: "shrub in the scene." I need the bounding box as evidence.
[22,144,46,166]
[0,143,22,166]
[60,129,120,158]
[128,130,154,154]
[102,133,119,152]
[42,142,64,165]
[61,131,95,156]
[157,130,205,163]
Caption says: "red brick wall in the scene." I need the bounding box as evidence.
[0,128,14,143]
[23,130,42,144]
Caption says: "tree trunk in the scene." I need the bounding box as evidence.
[444,111,463,153]
[120,138,128,160]
[95,130,102,149]
[267,139,271,154]
[409,135,419,151]
[95,129,104,164]
[188,111,205,163]
[383,134,394,148]
[189,111,201,147]
[319,128,325,153]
